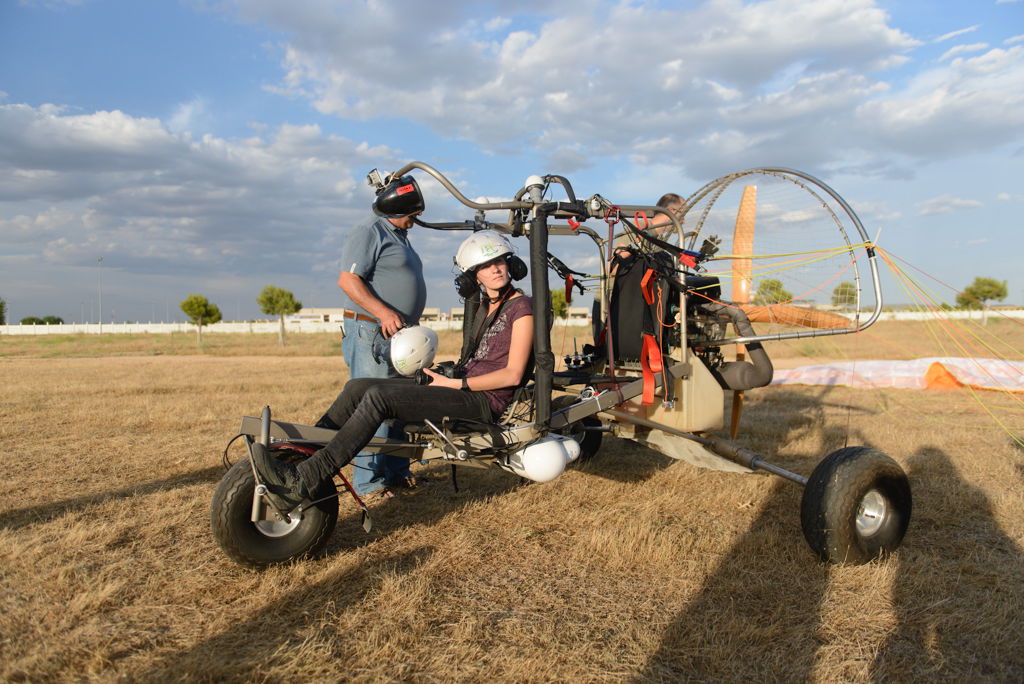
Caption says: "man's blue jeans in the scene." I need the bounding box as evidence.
[341,318,412,495]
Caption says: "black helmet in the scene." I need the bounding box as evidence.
[372,175,425,218]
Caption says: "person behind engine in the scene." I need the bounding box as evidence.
[251,231,534,510]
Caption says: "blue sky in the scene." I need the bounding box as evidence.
[1,0,1022,324]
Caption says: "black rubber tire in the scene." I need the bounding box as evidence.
[211,450,339,569]
[552,395,603,461]
[801,446,911,564]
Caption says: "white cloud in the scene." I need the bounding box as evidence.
[933,25,979,43]
[938,43,989,61]
[856,45,1024,158]
[227,0,1021,179]
[916,194,983,215]
[0,103,401,277]
[1006,35,1024,45]
[167,97,212,135]
[228,0,925,176]
[483,16,510,32]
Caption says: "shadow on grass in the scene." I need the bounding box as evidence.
[870,447,1024,681]
[636,478,831,681]
[319,464,524,558]
[142,546,436,681]
[636,393,853,681]
[150,467,529,679]
[573,435,677,484]
[0,466,223,531]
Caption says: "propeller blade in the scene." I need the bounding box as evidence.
[732,185,757,305]
[740,304,850,329]
[729,389,745,439]
[730,185,757,438]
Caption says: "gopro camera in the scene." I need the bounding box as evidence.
[366,168,391,191]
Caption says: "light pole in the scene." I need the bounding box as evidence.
[97,256,103,333]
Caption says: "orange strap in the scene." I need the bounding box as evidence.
[565,274,574,305]
[638,268,665,404]
[640,333,663,405]
[640,268,656,305]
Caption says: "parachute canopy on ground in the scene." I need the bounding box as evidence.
[771,358,1024,393]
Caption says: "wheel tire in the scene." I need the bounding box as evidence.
[552,395,603,461]
[211,449,339,569]
[801,446,911,564]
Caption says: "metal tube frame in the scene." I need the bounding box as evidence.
[236,162,883,491]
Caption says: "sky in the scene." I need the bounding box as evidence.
[1,0,1022,324]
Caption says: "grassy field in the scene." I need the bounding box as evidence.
[1,324,1022,681]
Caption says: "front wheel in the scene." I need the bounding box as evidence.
[211,449,339,568]
[800,446,911,564]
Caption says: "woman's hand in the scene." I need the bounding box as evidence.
[422,367,461,389]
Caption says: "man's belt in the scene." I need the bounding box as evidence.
[342,311,377,324]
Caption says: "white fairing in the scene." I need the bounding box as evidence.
[389,326,439,376]
[505,434,581,483]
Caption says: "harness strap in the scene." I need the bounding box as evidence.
[640,333,663,405]
[460,288,516,367]
[638,268,666,404]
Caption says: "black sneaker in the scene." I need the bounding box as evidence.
[250,443,311,511]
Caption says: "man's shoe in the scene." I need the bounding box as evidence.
[250,442,310,511]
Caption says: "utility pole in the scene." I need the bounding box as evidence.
[97,257,104,333]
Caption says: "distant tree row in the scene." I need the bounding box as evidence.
[751,277,1008,319]
[19,315,65,325]
[179,285,301,345]
[0,274,1011,336]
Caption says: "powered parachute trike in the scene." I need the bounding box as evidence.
[211,162,912,569]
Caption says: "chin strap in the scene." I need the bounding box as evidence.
[483,283,515,305]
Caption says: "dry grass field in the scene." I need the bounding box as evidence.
[1,322,1022,682]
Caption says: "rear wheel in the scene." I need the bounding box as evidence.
[552,395,603,461]
[211,449,339,568]
[800,446,911,564]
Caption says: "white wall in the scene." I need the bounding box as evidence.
[7,311,1018,336]
[0,317,594,335]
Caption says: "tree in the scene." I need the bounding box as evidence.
[754,278,792,305]
[0,297,6,325]
[20,316,44,325]
[831,282,858,309]
[42,315,64,324]
[257,285,302,346]
[180,294,222,344]
[956,276,1007,324]
[551,289,568,319]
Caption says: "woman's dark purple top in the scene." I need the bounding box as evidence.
[462,295,534,416]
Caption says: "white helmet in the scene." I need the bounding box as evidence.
[389,325,438,376]
[504,434,581,483]
[455,230,514,272]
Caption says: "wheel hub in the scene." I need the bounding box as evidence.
[254,500,303,538]
[856,489,887,537]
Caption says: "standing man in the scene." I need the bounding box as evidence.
[333,174,427,499]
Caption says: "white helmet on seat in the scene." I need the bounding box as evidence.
[504,434,581,483]
[388,325,439,376]
[455,230,514,272]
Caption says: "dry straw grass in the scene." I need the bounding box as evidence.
[1,324,1023,681]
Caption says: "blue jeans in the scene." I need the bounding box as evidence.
[341,319,412,495]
